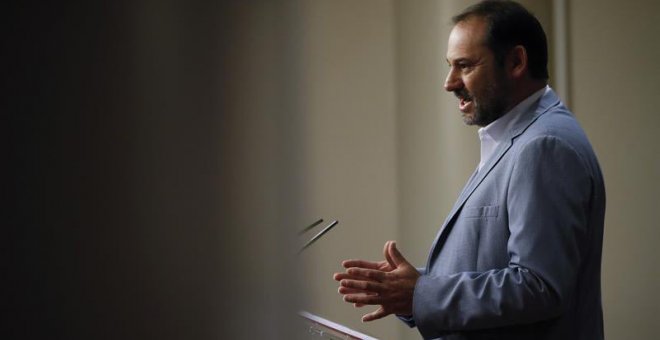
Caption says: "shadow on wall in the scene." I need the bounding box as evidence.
[5,1,303,339]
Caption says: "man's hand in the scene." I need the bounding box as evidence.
[333,241,420,322]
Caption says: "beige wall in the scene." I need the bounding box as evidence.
[297,1,401,338]
[569,0,660,338]
[300,0,660,339]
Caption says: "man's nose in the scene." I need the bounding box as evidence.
[444,69,461,92]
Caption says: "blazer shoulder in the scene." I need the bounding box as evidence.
[513,106,603,180]
[518,106,592,151]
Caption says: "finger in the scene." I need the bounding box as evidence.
[362,306,390,322]
[354,302,365,308]
[338,286,378,295]
[346,268,387,282]
[334,272,373,282]
[340,279,384,293]
[338,286,367,295]
[343,293,383,305]
[342,259,383,270]
[382,241,391,260]
[384,240,397,268]
[386,241,407,267]
[334,272,353,281]
[333,272,343,281]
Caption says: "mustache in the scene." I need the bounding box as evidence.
[454,89,472,101]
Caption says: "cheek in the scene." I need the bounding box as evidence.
[464,72,489,97]
[462,72,481,91]
[463,77,479,96]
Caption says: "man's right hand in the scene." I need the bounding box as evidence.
[333,241,420,322]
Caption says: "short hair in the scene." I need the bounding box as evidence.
[452,0,549,80]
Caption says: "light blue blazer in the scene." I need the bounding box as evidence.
[404,89,605,339]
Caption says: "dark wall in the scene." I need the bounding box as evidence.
[5,1,301,339]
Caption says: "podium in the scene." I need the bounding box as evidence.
[299,311,379,340]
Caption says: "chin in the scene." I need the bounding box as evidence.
[461,113,478,126]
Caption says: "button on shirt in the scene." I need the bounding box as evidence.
[477,86,549,172]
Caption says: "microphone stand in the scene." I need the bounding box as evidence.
[297,219,339,254]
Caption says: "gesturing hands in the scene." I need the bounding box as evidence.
[333,241,420,322]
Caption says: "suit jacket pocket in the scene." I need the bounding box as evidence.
[462,205,499,219]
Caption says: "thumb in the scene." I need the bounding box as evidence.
[386,241,407,267]
[382,240,391,260]
[383,240,397,268]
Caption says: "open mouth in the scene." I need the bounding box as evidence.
[456,92,473,112]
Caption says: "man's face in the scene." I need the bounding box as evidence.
[445,18,510,127]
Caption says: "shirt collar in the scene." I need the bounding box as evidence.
[479,85,548,142]
[477,85,549,171]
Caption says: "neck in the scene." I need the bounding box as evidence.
[503,79,547,113]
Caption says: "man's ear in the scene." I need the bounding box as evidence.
[508,45,528,79]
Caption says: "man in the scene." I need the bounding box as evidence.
[333,1,605,339]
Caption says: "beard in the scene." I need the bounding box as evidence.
[456,72,510,127]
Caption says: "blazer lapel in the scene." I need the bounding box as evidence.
[425,89,562,270]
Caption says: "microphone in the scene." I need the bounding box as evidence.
[298,219,339,254]
[298,218,325,236]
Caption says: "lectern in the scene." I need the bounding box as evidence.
[299,311,379,340]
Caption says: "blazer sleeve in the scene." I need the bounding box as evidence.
[412,135,593,335]
[397,267,428,327]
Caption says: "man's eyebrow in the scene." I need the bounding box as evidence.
[447,57,470,65]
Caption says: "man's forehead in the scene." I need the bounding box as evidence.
[446,17,488,60]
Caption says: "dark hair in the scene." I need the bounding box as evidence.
[453,0,549,80]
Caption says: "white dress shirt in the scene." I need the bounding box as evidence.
[477,86,549,172]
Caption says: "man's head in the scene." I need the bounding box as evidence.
[445,0,548,126]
